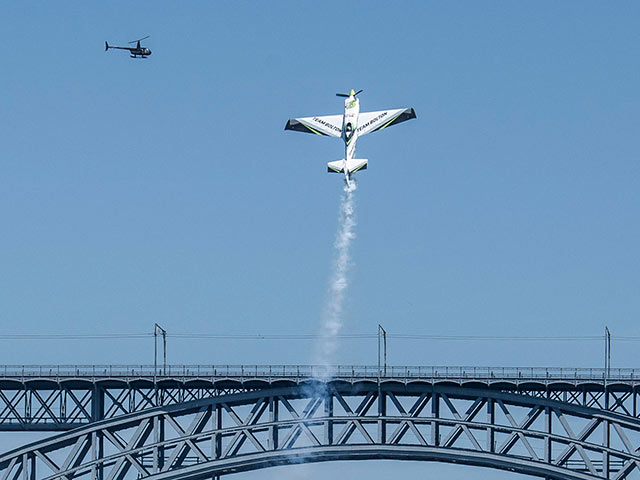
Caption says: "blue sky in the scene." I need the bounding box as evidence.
[1,0,639,365]
[0,2,639,477]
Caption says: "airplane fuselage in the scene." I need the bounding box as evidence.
[341,95,360,186]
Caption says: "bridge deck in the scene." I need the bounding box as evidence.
[0,365,639,430]
[0,364,638,384]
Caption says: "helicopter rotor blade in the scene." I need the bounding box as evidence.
[355,89,363,96]
[128,35,150,44]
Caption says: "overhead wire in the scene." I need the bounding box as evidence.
[0,333,151,340]
[0,332,626,342]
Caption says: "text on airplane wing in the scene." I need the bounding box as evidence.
[285,114,343,137]
[356,108,416,137]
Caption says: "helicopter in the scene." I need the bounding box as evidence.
[105,36,152,58]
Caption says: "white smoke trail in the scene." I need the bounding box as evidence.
[284,181,357,473]
[313,180,357,379]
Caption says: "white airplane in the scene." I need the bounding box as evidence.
[285,89,416,187]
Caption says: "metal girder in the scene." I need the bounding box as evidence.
[2,385,640,480]
[1,365,640,431]
[0,388,245,431]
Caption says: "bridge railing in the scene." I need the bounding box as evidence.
[0,364,638,381]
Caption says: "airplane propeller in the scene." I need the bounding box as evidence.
[128,35,150,44]
[336,89,363,98]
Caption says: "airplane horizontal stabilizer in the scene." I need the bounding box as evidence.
[327,159,368,174]
[347,158,368,173]
[327,160,344,173]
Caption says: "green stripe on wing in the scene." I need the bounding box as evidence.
[372,108,417,132]
[285,119,329,136]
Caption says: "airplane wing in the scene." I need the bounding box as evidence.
[284,114,343,138]
[356,108,416,136]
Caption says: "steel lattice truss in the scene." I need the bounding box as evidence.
[0,387,249,431]
[2,385,640,480]
[2,365,640,431]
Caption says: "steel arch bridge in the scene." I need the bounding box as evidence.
[2,366,640,480]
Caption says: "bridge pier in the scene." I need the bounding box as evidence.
[153,414,165,473]
[213,404,222,460]
[431,392,439,446]
[21,453,34,480]
[269,397,278,450]
[324,394,333,446]
[377,390,386,444]
[603,419,610,479]
[91,386,104,423]
[90,431,103,480]
[486,398,494,452]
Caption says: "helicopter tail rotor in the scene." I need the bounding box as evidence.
[105,41,109,51]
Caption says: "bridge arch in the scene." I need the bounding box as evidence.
[1,383,640,480]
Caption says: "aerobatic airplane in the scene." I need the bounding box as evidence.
[285,90,416,187]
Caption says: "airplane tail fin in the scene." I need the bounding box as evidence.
[105,41,109,51]
[327,158,368,174]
